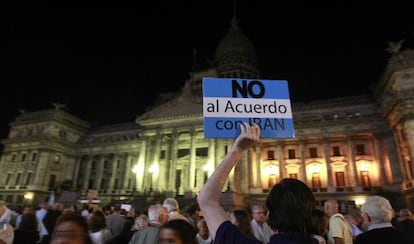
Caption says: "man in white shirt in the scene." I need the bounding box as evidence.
[250,204,273,244]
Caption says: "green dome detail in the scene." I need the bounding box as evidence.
[214,16,258,64]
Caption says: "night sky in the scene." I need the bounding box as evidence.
[1,2,413,139]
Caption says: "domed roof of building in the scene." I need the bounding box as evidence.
[213,16,258,65]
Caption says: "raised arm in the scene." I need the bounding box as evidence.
[197,123,260,238]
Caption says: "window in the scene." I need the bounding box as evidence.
[11,155,16,162]
[5,174,12,185]
[309,147,318,158]
[49,174,57,189]
[31,153,37,161]
[360,171,371,187]
[335,172,345,187]
[332,146,341,156]
[289,173,297,179]
[356,144,366,155]
[15,173,22,185]
[196,148,208,157]
[104,160,109,169]
[114,179,119,189]
[117,160,121,169]
[267,150,275,160]
[312,173,321,189]
[21,154,26,162]
[100,179,106,189]
[25,172,32,185]
[91,161,97,169]
[177,149,190,158]
[288,149,296,159]
[160,150,166,159]
[55,155,61,162]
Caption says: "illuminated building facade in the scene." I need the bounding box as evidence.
[1,16,414,210]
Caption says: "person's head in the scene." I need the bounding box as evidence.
[324,199,339,217]
[113,204,121,213]
[147,204,169,225]
[159,219,197,244]
[17,212,38,231]
[361,195,393,226]
[0,201,7,216]
[51,212,93,244]
[398,208,412,221]
[134,214,149,230]
[88,210,106,232]
[196,218,210,239]
[310,208,328,237]
[250,204,267,224]
[230,208,255,237]
[163,198,180,212]
[266,178,316,234]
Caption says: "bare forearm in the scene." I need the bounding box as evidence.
[197,148,243,236]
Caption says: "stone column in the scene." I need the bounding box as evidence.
[386,130,404,182]
[109,155,118,191]
[81,156,94,192]
[33,151,51,188]
[323,138,334,190]
[135,139,147,192]
[167,132,178,195]
[95,156,105,190]
[277,141,284,179]
[255,144,262,189]
[152,132,162,191]
[123,153,131,190]
[373,134,387,185]
[299,140,307,182]
[71,156,82,188]
[346,136,359,186]
[185,129,196,198]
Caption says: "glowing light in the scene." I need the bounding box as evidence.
[355,197,366,207]
[132,164,139,174]
[264,164,279,176]
[148,164,158,174]
[309,164,321,174]
[360,161,369,171]
[24,192,34,200]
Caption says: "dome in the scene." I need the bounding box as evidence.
[213,16,258,65]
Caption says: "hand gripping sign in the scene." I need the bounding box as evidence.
[203,78,295,138]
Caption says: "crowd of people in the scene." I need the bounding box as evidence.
[1,123,414,244]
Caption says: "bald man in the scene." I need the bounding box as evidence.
[324,200,353,244]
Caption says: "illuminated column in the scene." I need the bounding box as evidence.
[215,139,225,168]
[81,156,93,192]
[346,136,359,186]
[123,154,132,190]
[206,138,216,179]
[323,138,334,188]
[185,129,196,197]
[152,132,162,191]
[277,141,284,179]
[94,156,105,189]
[387,130,404,182]
[167,131,178,193]
[71,157,82,189]
[109,155,118,191]
[134,139,147,192]
[33,151,50,187]
[373,134,387,185]
[254,144,262,189]
[299,140,307,182]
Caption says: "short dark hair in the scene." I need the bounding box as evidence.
[160,219,197,244]
[266,178,316,234]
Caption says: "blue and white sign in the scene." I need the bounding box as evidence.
[203,77,295,138]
